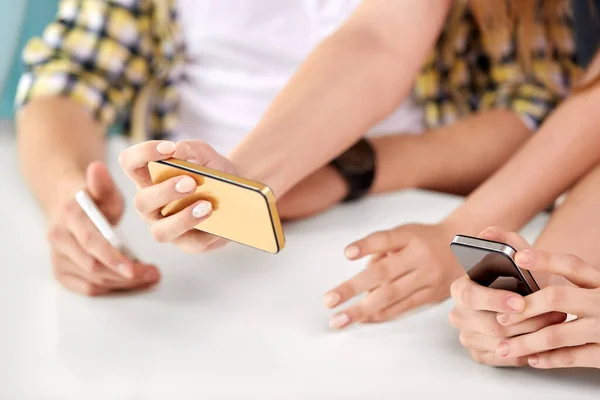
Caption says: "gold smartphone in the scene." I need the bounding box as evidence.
[147,159,285,254]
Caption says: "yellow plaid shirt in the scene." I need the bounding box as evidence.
[16,0,580,140]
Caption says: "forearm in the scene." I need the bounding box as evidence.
[533,164,600,268]
[371,109,530,195]
[229,0,450,198]
[445,84,600,234]
[17,97,106,218]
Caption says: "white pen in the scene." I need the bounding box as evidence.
[75,190,137,260]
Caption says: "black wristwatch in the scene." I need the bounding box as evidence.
[329,138,376,202]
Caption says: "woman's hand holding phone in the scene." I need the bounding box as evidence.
[48,162,160,296]
[119,140,236,253]
[448,227,574,367]
[491,244,600,369]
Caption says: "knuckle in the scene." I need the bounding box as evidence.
[80,230,95,248]
[179,242,200,254]
[544,285,564,308]
[133,193,147,214]
[118,151,127,169]
[470,350,483,364]
[382,230,394,249]
[448,309,460,328]
[461,285,473,308]
[63,199,81,216]
[459,332,472,348]
[490,322,506,338]
[559,253,584,275]
[558,349,576,367]
[370,313,385,323]
[370,262,391,283]
[46,227,61,243]
[83,284,100,297]
[86,259,102,274]
[151,226,169,243]
[450,277,468,302]
[379,287,397,306]
[543,328,563,349]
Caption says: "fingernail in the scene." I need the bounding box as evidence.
[345,246,359,259]
[507,296,525,312]
[117,263,134,279]
[497,341,511,357]
[528,355,539,366]
[497,313,510,325]
[324,292,341,308]
[156,141,176,154]
[192,201,212,218]
[515,250,532,265]
[329,313,350,329]
[187,158,198,164]
[175,176,196,193]
[143,268,160,283]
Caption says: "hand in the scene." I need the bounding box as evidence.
[47,162,160,296]
[323,223,464,329]
[494,246,600,369]
[277,165,348,220]
[120,140,236,253]
[448,227,567,367]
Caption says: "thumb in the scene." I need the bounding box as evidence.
[86,161,124,224]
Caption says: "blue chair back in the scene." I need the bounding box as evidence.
[0,0,60,119]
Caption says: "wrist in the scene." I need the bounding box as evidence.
[369,135,429,193]
[441,210,486,238]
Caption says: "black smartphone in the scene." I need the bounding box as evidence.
[450,235,540,296]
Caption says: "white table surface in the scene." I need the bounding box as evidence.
[0,126,599,399]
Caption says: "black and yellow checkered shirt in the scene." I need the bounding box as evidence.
[15,0,580,141]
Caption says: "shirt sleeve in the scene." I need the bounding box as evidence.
[15,0,154,128]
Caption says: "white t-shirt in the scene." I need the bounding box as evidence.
[175,0,425,155]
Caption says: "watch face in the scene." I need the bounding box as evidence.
[337,140,375,173]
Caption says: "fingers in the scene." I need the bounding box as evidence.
[86,162,124,224]
[458,314,567,353]
[478,227,531,251]
[498,285,598,325]
[450,275,525,313]
[470,350,529,367]
[514,249,600,289]
[119,140,176,188]
[497,318,595,359]
[173,141,225,170]
[52,257,110,297]
[170,230,221,253]
[324,252,413,309]
[134,175,198,221]
[52,252,160,293]
[450,307,567,348]
[150,200,213,243]
[459,331,503,353]
[367,286,432,323]
[528,344,600,369]
[48,227,97,274]
[329,270,424,328]
[344,230,412,260]
[55,251,125,285]
[65,205,135,278]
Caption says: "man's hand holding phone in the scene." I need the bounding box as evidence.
[119,140,237,253]
[448,227,567,367]
[47,162,160,296]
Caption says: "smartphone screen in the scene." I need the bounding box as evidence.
[451,244,535,296]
